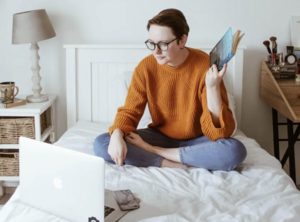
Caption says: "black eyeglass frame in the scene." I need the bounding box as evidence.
[144,38,178,51]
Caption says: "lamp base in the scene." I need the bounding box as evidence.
[27,94,49,103]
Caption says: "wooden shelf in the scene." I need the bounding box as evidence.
[0,176,19,181]
[41,126,53,142]
[0,186,17,207]
[260,61,300,122]
[0,144,18,149]
[0,193,14,206]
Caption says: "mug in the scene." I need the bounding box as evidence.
[0,82,19,104]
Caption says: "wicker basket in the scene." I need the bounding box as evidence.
[0,117,35,144]
[0,150,19,176]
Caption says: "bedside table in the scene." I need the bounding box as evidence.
[0,95,56,187]
[260,61,300,184]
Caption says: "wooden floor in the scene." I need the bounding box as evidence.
[0,187,17,208]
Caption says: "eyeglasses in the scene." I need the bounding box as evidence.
[145,38,178,51]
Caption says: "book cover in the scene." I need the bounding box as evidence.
[105,190,129,222]
[210,27,244,71]
[0,98,26,108]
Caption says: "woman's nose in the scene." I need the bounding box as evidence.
[153,46,162,54]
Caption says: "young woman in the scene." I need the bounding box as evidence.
[93,8,246,170]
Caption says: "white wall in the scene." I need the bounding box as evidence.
[1,0,300,182]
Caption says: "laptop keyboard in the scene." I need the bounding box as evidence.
[104,206,115,217]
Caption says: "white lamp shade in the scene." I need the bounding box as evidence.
[12,9,56,44]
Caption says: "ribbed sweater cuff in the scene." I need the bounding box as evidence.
[201,105,231,140]
[108,117,136,135]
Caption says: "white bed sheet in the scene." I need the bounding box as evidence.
[1,121,300,222]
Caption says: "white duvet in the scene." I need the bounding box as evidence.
[1,121,300,222]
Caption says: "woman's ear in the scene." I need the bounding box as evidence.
[178,34,188,49]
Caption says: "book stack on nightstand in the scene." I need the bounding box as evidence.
[0,98,26,108]
[0,95,56,206]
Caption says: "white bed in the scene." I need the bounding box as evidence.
[1,44,300,222]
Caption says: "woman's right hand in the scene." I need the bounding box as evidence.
[108,129,127,166]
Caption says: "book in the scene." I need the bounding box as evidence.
[104,189,139,222]
[0,98,26,108]
[210,27,244,71]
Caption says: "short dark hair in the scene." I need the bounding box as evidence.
[147,8,190,39]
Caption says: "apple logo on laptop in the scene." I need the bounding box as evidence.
[53,177,63,190]
[88,216,100,222]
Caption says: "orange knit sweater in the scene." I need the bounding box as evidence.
[109,48,235,141]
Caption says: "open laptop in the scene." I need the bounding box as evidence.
[18,137,127,222]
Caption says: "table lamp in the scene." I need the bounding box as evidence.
[12,9,56,103]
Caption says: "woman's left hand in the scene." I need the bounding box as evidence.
[205,64,227,88]
[125,132,147,148]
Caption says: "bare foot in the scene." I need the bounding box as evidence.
[161,159,188,169]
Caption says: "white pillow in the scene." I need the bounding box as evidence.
[227,92,237,135]
[122,71,152,129]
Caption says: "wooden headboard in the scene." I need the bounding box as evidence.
[64,44,244,129]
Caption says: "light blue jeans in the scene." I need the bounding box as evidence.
[93,128,247,171]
